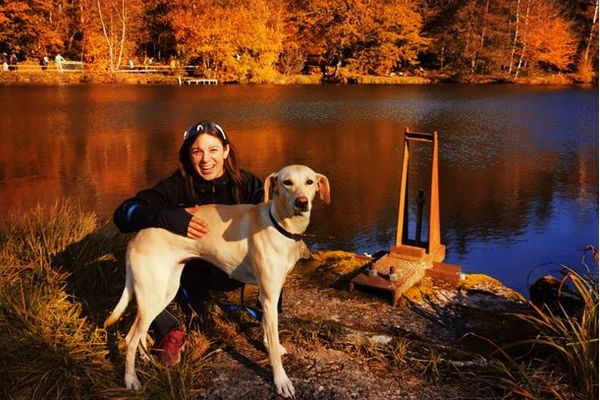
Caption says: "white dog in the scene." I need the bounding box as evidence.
[104,165,330,398]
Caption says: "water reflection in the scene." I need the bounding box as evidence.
[0,84,597,295]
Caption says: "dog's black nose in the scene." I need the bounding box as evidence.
[295,196,309,210]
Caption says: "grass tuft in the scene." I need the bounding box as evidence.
[0,202,206,399]
[458,246,599,399]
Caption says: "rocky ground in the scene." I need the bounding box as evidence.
[179,251,529,400]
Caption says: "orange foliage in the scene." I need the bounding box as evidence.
[0,0,596,81]
[295,0,427,75]
[169,0,284,81]
[520,0,578,71]
[80,0,144,72]
[0,0,63,56]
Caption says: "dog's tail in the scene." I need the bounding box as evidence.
[104,252,134,329]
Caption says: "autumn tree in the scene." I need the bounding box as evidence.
[569,0,599,80]
[581,0,599,66]
[512,0,578,78]
[0,0,68,58]
[295,0,366,66]
[358,0,427,75]
[277,9,307,74]
[0,0,595,82]
[421,0,514,78]
[338,0,428,75]
[170,0,285,82]
[421,0,583,80]
[295,0,427,75]
[80,0,143,73]
[139,0,177,60]
[419,0,468,72]
[465,0,513,76]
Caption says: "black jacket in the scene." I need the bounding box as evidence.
[113,169,264,236]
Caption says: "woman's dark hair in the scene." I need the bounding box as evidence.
[178,121,244,203]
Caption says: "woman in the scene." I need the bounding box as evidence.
[113,121,263,366]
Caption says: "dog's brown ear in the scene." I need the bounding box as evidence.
[316,174,330,204]
[263,173,278,202]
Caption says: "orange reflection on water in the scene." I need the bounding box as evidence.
[0,84,597,296]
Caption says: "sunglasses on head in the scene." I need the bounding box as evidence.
[183,122,228,143]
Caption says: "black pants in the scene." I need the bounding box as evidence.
[151,259,244,341]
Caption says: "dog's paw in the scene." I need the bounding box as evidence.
[275,375,295,398]
[125,371,142,390]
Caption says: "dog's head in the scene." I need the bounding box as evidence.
[264,165,330,215]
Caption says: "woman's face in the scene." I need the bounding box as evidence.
[189,133,230,181]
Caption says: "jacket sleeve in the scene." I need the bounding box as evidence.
[113,172,192,236]
[241,170,265,205]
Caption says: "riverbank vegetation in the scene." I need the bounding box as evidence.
[1,203,597,399]
[0,0,598,85]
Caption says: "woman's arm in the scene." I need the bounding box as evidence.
[113,172,197,236]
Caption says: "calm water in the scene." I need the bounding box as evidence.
[0,84,598,295]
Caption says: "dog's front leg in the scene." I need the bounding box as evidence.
[259,288,295,398]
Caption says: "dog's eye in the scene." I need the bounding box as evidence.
[306,179,314,185]
[283,179,293,186]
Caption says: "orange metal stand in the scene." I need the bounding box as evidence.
[350,128,460,305]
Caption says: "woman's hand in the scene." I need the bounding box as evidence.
[185,206,209,239]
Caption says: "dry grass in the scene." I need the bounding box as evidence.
[0,202,213,399]
[456,247,599,399]
[514,73,576,86]
[0,202,118,399]
[350,74,432,85]
[3,68,592,86]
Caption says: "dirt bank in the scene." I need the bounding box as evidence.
[180,251,528,400]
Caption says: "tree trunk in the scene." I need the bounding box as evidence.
[471,0,491,76]
[514,0,530,79]
[583,0,599,64]
[117,0,127,70]
[97,0,130,73]
[508,0,521,77]
[97,0,115,72]
[464,0,475,63]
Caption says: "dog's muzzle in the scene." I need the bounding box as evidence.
[294,196,310,213]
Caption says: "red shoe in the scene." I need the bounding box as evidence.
[157,329,186,367]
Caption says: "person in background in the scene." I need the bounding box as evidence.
[40,55,49,70]
[55,53,65,72]
[8,52,18,71]
[113,121,264,367]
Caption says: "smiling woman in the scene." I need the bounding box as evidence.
[111,119,265,366]
[186,123,231,181]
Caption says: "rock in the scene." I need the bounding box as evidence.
[529,275,584,317]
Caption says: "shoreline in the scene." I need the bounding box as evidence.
[0,69,595,87]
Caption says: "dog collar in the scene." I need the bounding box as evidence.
[268,207,304,241]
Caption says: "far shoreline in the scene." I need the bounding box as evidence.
[1,69,595,87]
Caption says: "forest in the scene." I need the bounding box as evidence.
[0,0,598,83]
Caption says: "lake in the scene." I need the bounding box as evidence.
[0,84,597,295]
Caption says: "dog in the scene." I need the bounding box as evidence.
[104,165,330,398]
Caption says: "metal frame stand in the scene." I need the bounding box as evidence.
[350,128,460,305]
